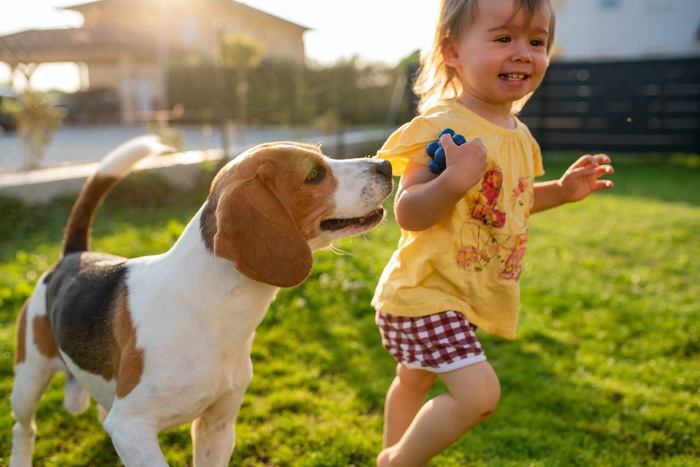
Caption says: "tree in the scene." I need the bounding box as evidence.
[221,35,264,125]
[1,90,64,170]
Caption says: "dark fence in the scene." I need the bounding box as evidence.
[519,57,700,153]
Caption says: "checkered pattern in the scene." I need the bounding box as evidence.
[375,310,485,372]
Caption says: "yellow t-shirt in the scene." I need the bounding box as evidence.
[371,100,544,339]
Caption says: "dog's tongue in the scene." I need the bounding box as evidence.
[320,209,382,231]
[320,217,356,231]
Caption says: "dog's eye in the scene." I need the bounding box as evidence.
[305,165,325,184]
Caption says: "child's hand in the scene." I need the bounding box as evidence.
[439,134,487,195]
[558,154,615,202]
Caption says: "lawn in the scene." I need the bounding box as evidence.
[0,153,698,466]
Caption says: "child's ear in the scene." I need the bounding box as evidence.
[441,38,460,67]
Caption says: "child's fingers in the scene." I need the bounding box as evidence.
[572,155,592,168]
[567,165,597,177]
[574,153,610,169]
[439,133,456,149]
[593,179,615,191]
[568,164,613,179]
[587,165,615,181]
[595,164,615,177]
[592,153,611,165]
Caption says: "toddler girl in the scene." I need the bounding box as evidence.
[372,0,614,465]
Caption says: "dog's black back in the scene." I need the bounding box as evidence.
[44,252,127,376]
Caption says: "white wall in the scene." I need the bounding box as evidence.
[553,0,700,61]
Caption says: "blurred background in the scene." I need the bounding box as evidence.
[0,0,698,176]
[0,3,698,464]
[0,0,699,174]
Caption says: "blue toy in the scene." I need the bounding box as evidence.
[429,159,443,174]
[426,128,467,174]
[434,147,445,166]
[426,140,440,158]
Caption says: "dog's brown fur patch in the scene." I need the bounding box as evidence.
[63,174,119,255]
[202,143,337,287]
[112,286,144,398]
[14,300,28,366]
[32,314,58,359]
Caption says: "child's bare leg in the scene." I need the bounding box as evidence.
[383,364,437,448]
[378,361,500,467]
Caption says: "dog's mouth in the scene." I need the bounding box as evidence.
[320,208,385,232]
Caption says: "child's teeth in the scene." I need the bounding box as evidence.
[504,74,525,80]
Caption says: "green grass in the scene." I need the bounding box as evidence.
[0,154,698,466]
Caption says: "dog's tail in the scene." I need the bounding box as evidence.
[62,135,172,256]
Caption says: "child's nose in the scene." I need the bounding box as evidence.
[511,41,532,62]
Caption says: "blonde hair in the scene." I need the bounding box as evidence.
[414,0,556,114]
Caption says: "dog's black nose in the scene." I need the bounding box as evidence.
[374,159,392,178]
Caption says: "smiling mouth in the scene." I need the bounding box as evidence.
[320,208,385,231]
[499,73,529,81]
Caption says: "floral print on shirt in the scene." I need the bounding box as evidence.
[471,168,506,228]
[456,167,532,281]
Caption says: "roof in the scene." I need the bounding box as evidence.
[63,0,310,31]
[0,25,166,63]
[0,0,308,64]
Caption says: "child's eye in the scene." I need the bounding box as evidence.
[530,39,546,47]
[496,36,511,43]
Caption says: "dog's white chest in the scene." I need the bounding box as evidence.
[141,339,253,430]
[124,277,273,430]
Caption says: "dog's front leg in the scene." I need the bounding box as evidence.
[191,387,247,467]
[103,411,168,467]
[192,334,254,466]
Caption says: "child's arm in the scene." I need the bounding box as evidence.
[395,134,487,231]
[532,154,614,214]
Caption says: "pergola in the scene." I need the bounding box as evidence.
[0,24,171,122]
[0,0,309,123]
[0,24,161,64]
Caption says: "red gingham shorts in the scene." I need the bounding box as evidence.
[375,310,486,373]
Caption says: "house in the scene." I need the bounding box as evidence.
[0,0,309,122]
[518,0,700,152]
[552,0,700,61]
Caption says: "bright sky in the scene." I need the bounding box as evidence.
[0,0,438,92]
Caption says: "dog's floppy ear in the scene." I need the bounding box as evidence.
[213,164,312,287]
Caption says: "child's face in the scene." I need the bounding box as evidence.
[444,0,552,109]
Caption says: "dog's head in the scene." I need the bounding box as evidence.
[200,142,393,287]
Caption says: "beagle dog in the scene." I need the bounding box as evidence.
[10,136,392,467]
